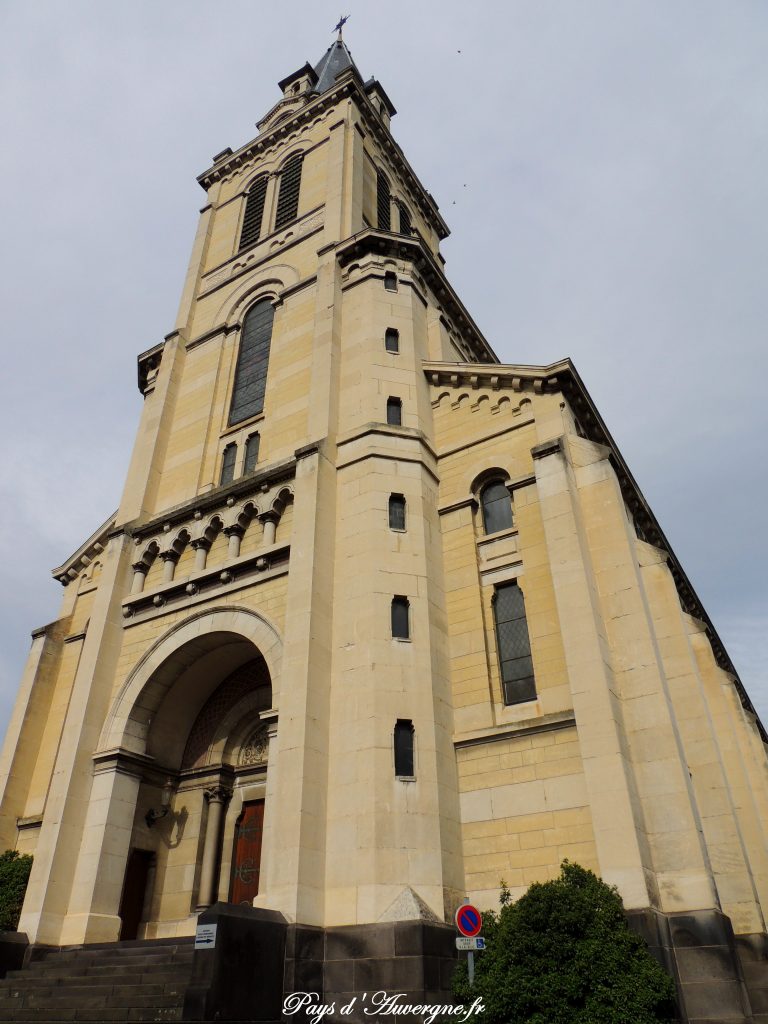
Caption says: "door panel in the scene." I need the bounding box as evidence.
[230,800,264,906]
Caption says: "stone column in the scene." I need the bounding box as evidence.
[191,539,210,572]
[224,526,243,560]
[130,563,148,594]
[253,715,279,910]
[198,786,231,909]
[260,513,279,547]
[160,552,178,583]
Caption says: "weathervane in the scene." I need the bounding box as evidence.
[334,14,349,38]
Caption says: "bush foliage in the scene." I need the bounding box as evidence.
[453,861,676,1024]
[0,850,33,932]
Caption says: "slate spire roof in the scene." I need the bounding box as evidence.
[312,38,359,94]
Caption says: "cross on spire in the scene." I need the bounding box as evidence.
[334,14,349,38]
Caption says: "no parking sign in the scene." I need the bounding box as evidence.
[455,903,482,937]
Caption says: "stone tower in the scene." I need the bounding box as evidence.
[1,32,767,1022]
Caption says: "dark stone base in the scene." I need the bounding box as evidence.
[183,902,288,1022]
[183,908,457,1023]
[321,921,457,1022]
[181,902,768,1023]
[627,907,760,1022]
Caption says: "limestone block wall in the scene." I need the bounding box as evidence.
[430,374,768,937]
[457,725,598,906]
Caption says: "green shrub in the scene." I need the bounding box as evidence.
[453,861,676,1024]
[0,851,33,932]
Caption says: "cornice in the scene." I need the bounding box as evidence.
[424,359,571,395]
[52,510,117,587]
[336,231,498,365]
[137,340,165,395]
[425,357,765,739]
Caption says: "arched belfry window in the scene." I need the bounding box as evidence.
[239,177,268,251]
[228,300,275,426]
[480,480,513,534]
[377,170,391,231]
[274,154,303,229]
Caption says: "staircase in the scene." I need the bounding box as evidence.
[0,938,195,1022]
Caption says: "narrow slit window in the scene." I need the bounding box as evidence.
[386,397,402,426]
[493,581,536,705]
[377,170,391,231]
[220,443,237,486]
[480,480,513,534]
[398,202,412,236]
[388,494,406,531]
[228,299,275,426]
[391,596,410,639]
[239,177,268,250]
[394,720,415,777]
[385,328,400,353]
[274,154,303,229]
[384,271,397,291]
[244,433,260,474]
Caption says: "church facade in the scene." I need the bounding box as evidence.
[2,35,768,1021]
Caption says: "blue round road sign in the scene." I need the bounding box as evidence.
[455,904,482,937]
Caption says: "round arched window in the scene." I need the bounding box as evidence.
[480,480,513,535]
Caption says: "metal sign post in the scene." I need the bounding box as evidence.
[455,902,484,987]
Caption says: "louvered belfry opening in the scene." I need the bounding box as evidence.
[228,300,275,426]
[493,581,536,705]
[377,171,391,231]
[398,202,412,236]
[239,177,268,250]
[274,154,303,228]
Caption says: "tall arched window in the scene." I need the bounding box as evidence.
[274,154,303,229]
[239,177,268,251]
[377,170,391,231]
[228,300,275,426]
[480,480,513,534]
[493,581,536,705]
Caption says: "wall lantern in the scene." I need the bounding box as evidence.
[145,777,174,828]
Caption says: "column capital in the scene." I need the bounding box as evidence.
[204,785,232,805]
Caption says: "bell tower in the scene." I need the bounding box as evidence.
[4,26,768,1024]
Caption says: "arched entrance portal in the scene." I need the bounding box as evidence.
[77,608,282,944]
[118,651,275,939]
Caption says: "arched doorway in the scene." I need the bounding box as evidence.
[118,650,275,939]
[88,608,282,942]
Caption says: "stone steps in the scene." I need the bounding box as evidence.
[0,939,194,1022]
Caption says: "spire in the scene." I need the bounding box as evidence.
[312,35,359,95]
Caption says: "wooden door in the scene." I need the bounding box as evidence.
[229,800,264,906]
[119,848,153,940]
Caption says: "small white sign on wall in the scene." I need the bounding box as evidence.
[195,923,218,949]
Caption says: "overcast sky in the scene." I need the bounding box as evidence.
[0,1,766,740]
